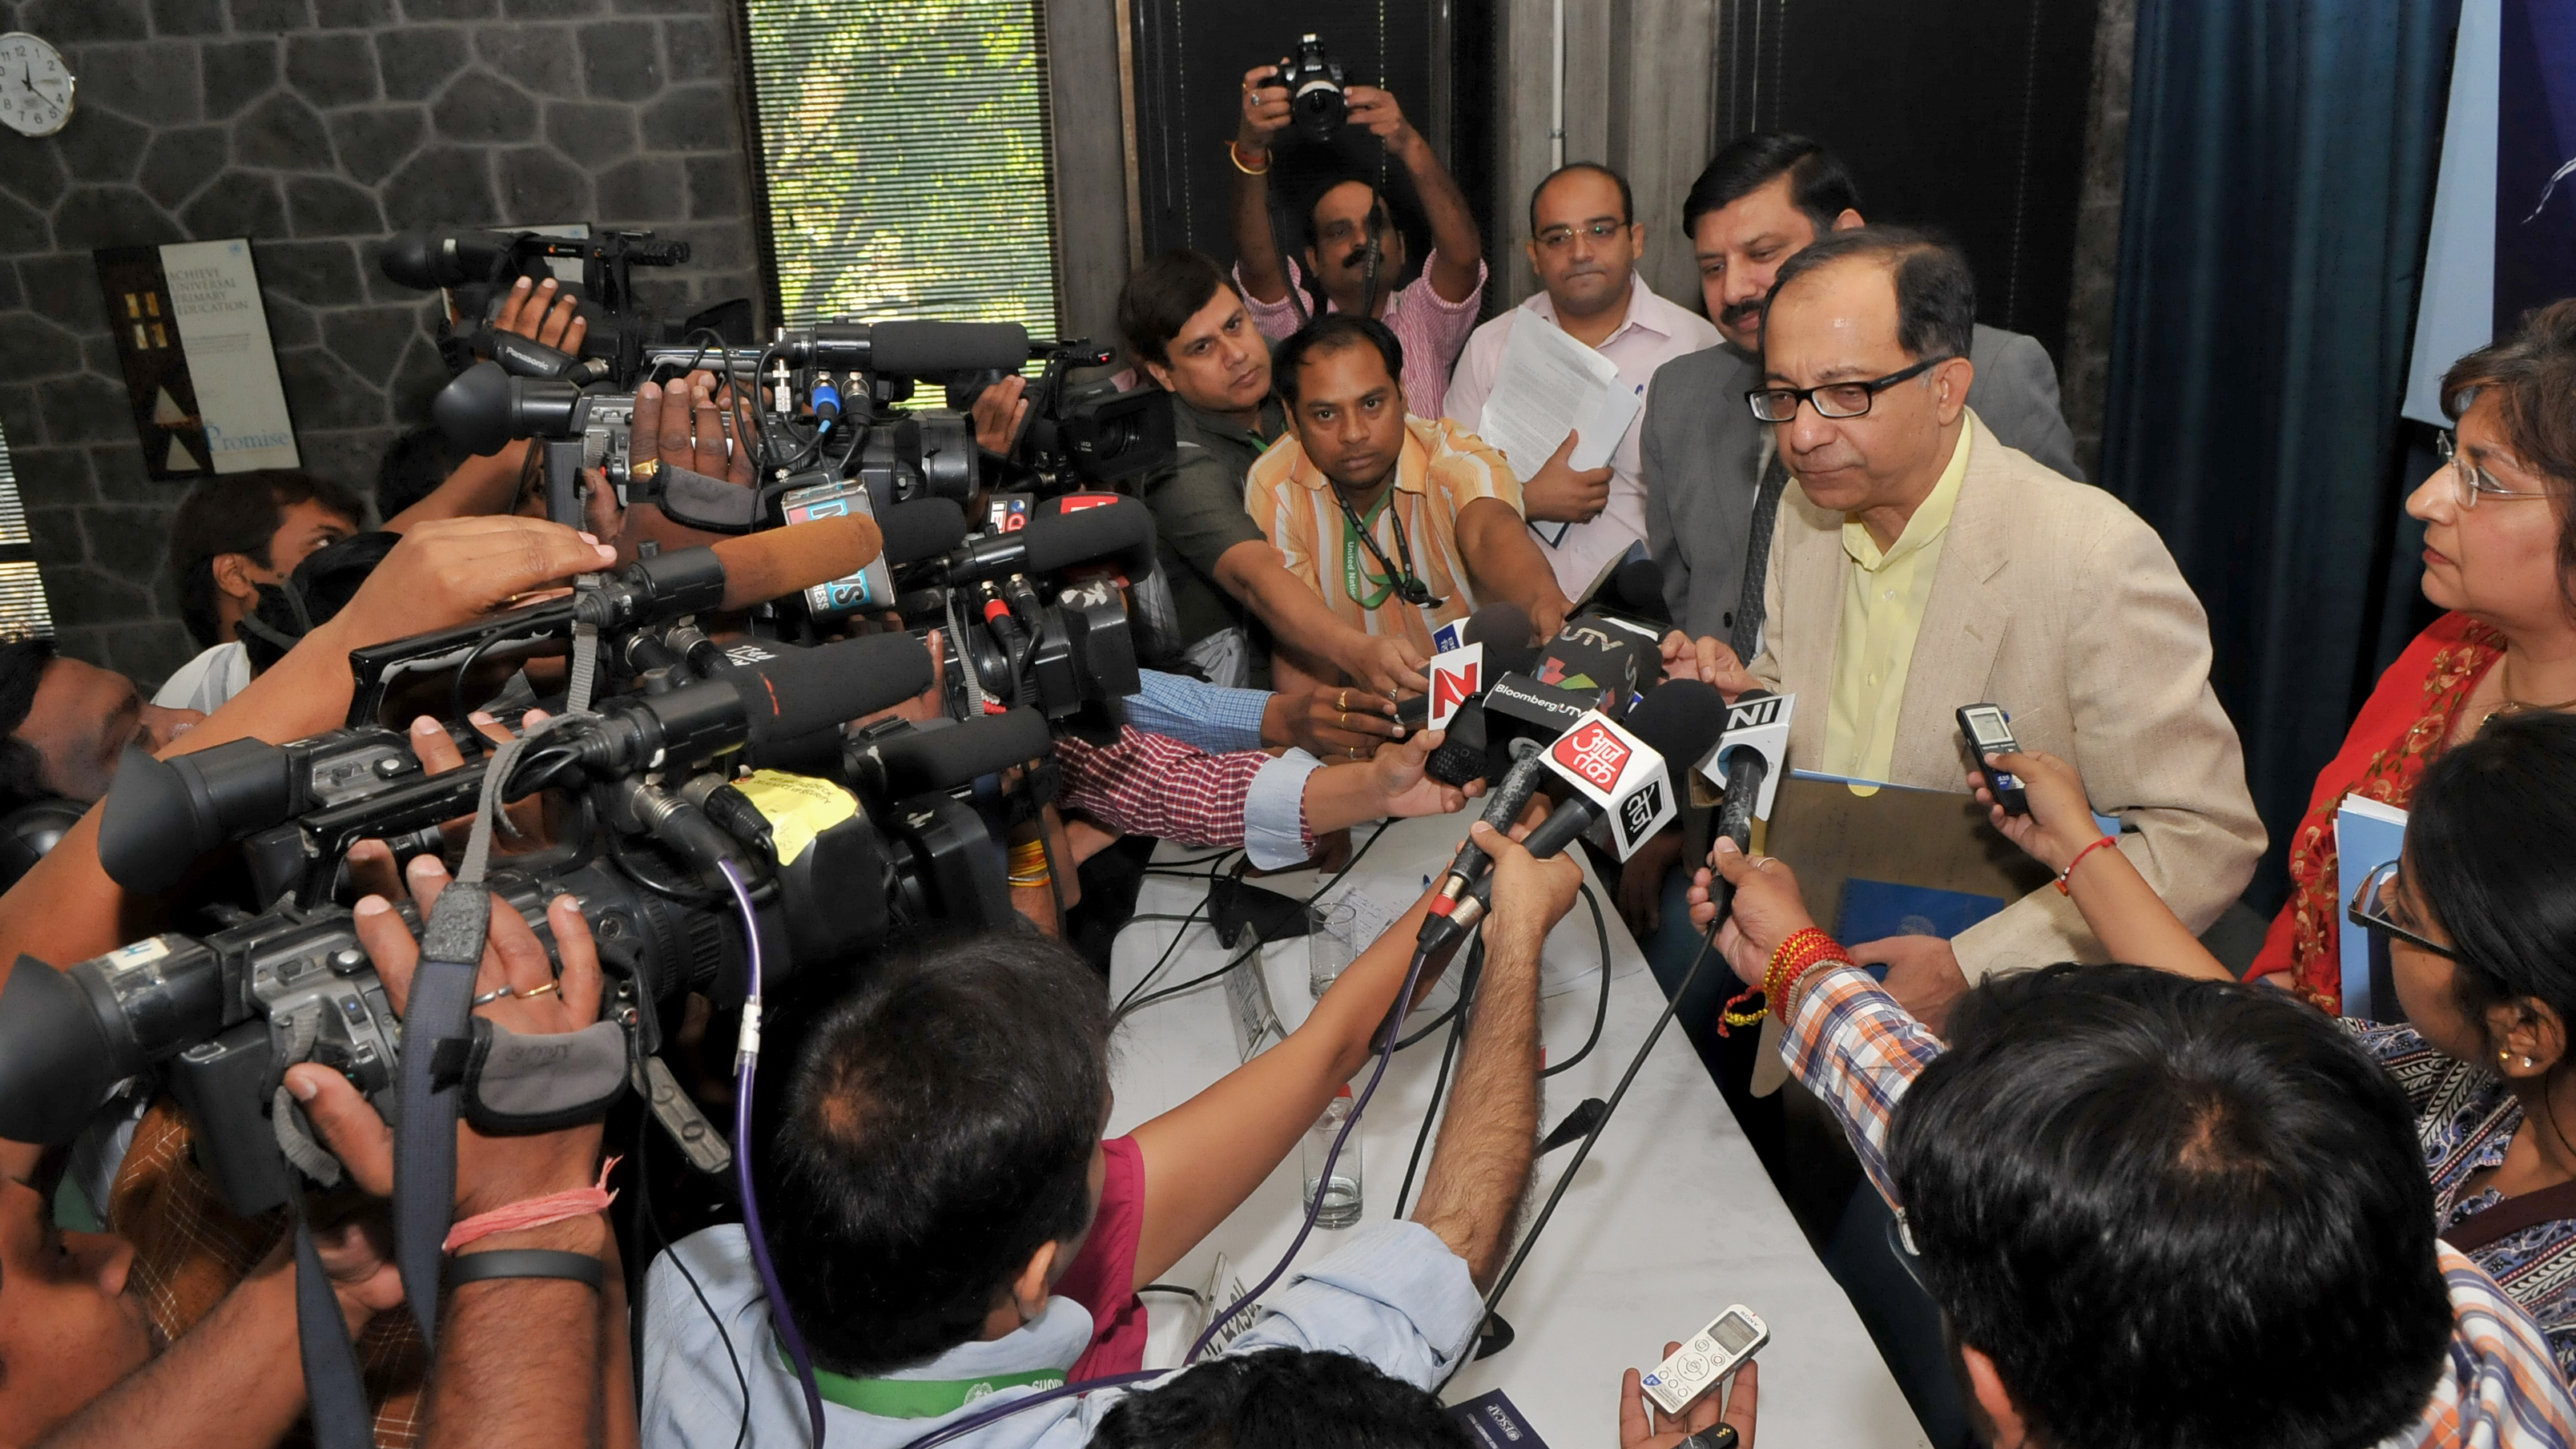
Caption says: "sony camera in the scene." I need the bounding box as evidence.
[953,340,1177,493]
[1269,33,1348,143]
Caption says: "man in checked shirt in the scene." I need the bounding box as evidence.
[1682,841,2576,1449]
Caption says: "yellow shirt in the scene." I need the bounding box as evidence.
[1242,414,1523,659]
[1821,424,1973,783]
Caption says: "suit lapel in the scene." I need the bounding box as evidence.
[1890,415,2012,784]
[1778,485,1844,767]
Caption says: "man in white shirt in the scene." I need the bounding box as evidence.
[1444,163,1721,602]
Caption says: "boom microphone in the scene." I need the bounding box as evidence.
[851,707,1053,798]
[775,321,1032,376]
[380,227,518,289]
[941,497,1157,582]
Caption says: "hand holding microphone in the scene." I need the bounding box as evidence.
[1688,839,1821,987]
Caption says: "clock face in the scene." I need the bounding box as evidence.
[0,34,73,139]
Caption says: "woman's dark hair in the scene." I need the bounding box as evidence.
[758,922,1112,1375]
[1118,249,1245,369]
[1091,1348,1473,1449]
[1679,131,1863,240]
[167,469,366,650]
[238,531,401,674]
[2441,297,2576,608]
[2408,710,2576,1053]
[1274,315,1406,409]
[1764,225,1975,366]
[1890,963,2450,1449]
[0,637,58,813]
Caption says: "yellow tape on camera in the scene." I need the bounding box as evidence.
[731,770,859,866]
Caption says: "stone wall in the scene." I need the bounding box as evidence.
[0,0,762,685]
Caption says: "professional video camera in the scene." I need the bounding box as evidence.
[1266,33,1348,143]
[952,339,1176,491]
[380,224,755,390]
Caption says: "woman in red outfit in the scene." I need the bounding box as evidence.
[2252,300,2576,1009]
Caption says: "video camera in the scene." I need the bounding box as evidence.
[380,224,755,391]
[952,339,1176,492]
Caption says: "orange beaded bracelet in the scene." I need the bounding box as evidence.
[1717,927,1849,1036]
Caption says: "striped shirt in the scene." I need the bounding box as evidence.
[1243,415,1522,661]
[1785,963,2576,1447]
[1238,251,1486,420]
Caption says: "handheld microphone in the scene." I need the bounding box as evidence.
[1395,602,1540,731]
[1532,614,1664,715]
[1695,690,1796,855]
[877,498,971,567]
[1418,751,1554,939]
[1605,558,1670,624]
[706,514,882,612]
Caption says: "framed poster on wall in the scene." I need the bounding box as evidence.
[92,239,300,480]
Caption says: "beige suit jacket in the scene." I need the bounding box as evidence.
[1748,412,2265,978]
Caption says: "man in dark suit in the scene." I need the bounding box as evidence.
[1640,134,2079,647]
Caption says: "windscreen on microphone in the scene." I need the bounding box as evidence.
[1625,678,1729,802]
[870,321,1031,376]
[1607,559,1669,623]
[735,634,932,742]
[869,708,1053,796]
[878,499,970,566]
[1020,497,1157,575]
[711,513,883,611]
[1460,601,1533,650]
[380,227,510,289]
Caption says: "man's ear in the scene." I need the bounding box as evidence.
[1831,208,1866,232]
[1008,1240,1061,1323]
[1141,358,1175,393]
[1933,356,1976,424]
[209,552,263,605]
[1959,1343,2034,1448]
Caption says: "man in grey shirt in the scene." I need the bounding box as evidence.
[640,823,1584,1449]
[1642,133,2079,647]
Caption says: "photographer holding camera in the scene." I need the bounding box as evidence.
[1230,52,1485,420]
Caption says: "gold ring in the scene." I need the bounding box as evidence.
[1754,857,1776,870]
[629,457,661,481]
[520,980,559,1000]
[1338,689,1350,711]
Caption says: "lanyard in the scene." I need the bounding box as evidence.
[799,1356,1067,1419]
[1336,485,1441,610]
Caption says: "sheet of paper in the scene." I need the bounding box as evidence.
[1476,318,1623,480]
[1570,384,1643,470]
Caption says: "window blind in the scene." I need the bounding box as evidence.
[0,423,54,639]
[743,0,1061,337]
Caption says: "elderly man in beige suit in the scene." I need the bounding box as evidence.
[1676,226,2264,1034]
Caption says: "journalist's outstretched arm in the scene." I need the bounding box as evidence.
[0,517,618,971]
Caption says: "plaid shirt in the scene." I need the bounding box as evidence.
[1053,727,1318,867]
[1784,963,2576,1447]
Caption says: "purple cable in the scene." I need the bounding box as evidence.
[718,857,828,1449]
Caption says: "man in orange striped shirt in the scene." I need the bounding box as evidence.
[1243,316,1573,684]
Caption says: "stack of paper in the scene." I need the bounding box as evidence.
[1475,319,1641,543]
[2335,794,2410,1020]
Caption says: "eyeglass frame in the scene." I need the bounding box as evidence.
[2347,859,2456,960]
[1745,355,1953,424]
[1533,218,1632,251]
[2433,430,2553,509]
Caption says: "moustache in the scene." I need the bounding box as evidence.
[1721,301,1761,326]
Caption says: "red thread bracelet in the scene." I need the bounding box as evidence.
[445,1157,620,1253]
[2055,835,2121,896]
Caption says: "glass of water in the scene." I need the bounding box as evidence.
[1309,901,1359,999]
[1302,1085,1362,1229]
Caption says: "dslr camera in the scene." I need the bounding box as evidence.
[1269,33,1348,143]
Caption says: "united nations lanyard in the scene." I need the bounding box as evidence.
[1336,485,1443,610]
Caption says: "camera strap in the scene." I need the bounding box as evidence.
[292,1194,376,1449]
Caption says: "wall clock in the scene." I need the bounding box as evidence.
[0,34,73,139]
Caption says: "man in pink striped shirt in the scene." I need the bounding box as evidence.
[1226,68,1484,420]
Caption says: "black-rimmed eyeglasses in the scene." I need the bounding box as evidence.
[1745,356,1952,423]
[2347,859,2455,960]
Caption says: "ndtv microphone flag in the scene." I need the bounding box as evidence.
[1425,642,1483,731]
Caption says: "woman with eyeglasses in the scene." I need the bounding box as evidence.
[2249,299,2576,1012]
[1935,713,2576,1378]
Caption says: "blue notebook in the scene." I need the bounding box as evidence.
[1835,880,2009,978]
[2335,795,2409,1020]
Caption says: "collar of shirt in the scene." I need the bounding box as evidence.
[1282,414,1439,500]
[1175,392,1286,451]
[1841,421,1972,573]
[1517,270,1699,352]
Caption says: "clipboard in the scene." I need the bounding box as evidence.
[1743,771,2055,1093]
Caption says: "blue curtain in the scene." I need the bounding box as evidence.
[2100,0,2461,914]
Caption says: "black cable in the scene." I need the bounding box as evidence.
[1113,851,1231,1016]
[1137,1283,1208,1303]
[633,1109,751,1449]
[1542,885,1612,1079]
[447,630,507,723]
[1114,820,1394,1020]
[1390,1000,1459,1051]
[1435,921,1727,1397]
[1117,939,1263,1016]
